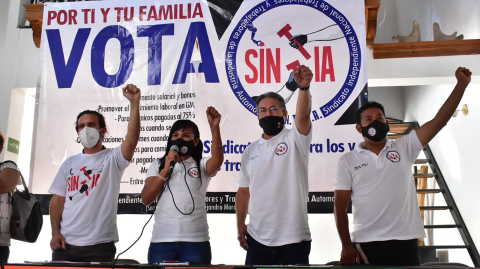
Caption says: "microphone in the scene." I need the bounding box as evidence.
[169,145,179,170]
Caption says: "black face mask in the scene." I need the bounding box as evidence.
[259,116,285,136]
[362,120,389,142]
[172,138,196,156]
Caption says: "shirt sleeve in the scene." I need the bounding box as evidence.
[401,130,424,163]
[113,145,131,170]
[200,157,213,181]
[334,155,353,191]
[146,159,161,179]
[237,148,251,188]
[49,162,68,197]
[290,120,312,152]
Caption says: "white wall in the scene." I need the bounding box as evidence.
[404,82,480,265]
[368,86,405,120]
[375,0,480,43]
[373,0,399,44]
[0,0,39,162]
[394,0,480,42]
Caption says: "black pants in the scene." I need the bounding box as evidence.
[245,234,311,265]
[355,239,420,266]
[0,246,9,264]
[52,241,116,262]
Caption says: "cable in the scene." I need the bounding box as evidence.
[307,36,345,43]
[112,160,168,268]
[166,158,195,215]
[112,213,154,268]
[306,24,338,35]
[111,157,196,268]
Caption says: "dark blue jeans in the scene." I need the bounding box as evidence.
[245,234,311,265]
[148,241,211,265]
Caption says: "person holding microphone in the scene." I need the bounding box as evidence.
[141,107,224,265]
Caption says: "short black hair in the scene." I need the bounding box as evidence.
[356,101,386,125]
[0,131,5,147]
[75,110,107,132]
[255,92,286,113]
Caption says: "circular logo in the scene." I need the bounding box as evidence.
[275,142,288,156]
[180,146,189,155]
[188,167,200,178]
[225,1,361,120]
[368,127,376,136]
[386,150,401,163]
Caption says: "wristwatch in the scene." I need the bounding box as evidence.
[296,82,310,91]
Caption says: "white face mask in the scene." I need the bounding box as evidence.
[78,127,102,148]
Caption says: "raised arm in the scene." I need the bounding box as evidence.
[205,107,224,177]
[334,190,360,264]
[416,67,472,147]
[294,65,313,135]
[50,194,66,250]
[236,187,250,250]
[121,84,141,160]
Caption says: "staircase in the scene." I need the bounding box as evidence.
[387,121,480,266]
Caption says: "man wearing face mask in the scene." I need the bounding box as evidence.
[334,67,472,266]
[48,84,141,262]
[236,65,313,265]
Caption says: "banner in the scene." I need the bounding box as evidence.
[32,0,367,213]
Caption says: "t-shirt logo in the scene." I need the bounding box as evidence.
[368,127,376,136]
[180,146,189,155]
[275,142,288,156]
[386,150,401,163]
[188,167,200,178]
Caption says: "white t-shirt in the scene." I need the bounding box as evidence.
[238,123,312,247]
[146,157,212,242]
[334,131,426,242]
[49,146,130,246]
[0,161,16,246]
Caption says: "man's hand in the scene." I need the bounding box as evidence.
[206,106,221,128]
[123,84,141,104]
[340,245,361,264]
[50,232,66,251]
[455,67,472,86]
[237,223,249,250]
[289,34,308,49]
[293,65,313,88]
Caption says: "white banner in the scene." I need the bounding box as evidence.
[33,0,367,213]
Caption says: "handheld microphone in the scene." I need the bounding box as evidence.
[170,145,179,170]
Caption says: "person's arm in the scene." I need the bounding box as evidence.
[50,194,66,250]
[142,151,179,205]
[334,190,360,264]
[416,67,472,147]
[142,176,166,206]
[205,107,224,176]
[0,167,20,194]
[121,84,141,161]
[293,65,313,135]
[236,187,250,250]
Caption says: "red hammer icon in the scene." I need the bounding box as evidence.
[277,24,312,60]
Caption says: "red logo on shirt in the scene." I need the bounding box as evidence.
[188,167,200,178]
[67,165,101,200]
[275,142,288,156]
[386,150,401,163]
